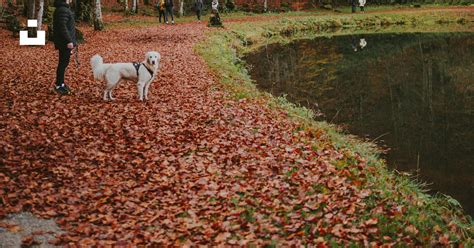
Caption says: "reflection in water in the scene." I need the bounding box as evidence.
[245,32,474,216]
[351,37,367,52]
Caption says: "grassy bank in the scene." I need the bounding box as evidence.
[195,10,473,245]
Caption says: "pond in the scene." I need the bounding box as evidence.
[244,32,474,216]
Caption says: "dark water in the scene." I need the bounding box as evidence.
[245,32,474,216]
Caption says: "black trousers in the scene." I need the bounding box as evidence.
[165,7,174,22]
[159,10,165,22]
[56,48,71,86]
[196,9,201,20]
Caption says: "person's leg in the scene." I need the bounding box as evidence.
[170,8,174,23]
[56,48,71,87]
[165,9,169,23]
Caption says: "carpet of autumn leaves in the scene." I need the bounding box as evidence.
[0,18,464,246]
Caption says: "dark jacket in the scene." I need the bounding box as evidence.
[53,0,76,49]
[195,0,203,10]
[165,0,173,8]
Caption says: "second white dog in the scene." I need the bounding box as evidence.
[90,51,161,101]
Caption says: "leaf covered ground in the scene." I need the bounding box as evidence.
[0,13,472,246]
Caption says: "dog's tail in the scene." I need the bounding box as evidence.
[91,54,105,81]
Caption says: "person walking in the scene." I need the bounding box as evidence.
[359,0,366,12]
[195,0,203,22]
[164,0,174,24]
[157,0,165,23]
[209,0,222,26]
[53,0,76,95]
[351,0,357,13]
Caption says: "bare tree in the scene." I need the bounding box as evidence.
[132,0,137,13]
[124,0,129,11]
[27,0,36,19]
[36,0,44,30]
[94,0,104,30]
[27,0,36,35]
[179,0,184,17]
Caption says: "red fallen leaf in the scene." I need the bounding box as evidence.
[46,210,57,217]
[48,238,63,245]
[0,222,21,233]
[9,225,21,233]
[79,238,96,246]
[22,236,39,246]
[214,232,231,243]
[330,224,344,237]
[405,225,419,235]
[439,234,450,245]
[364,218,378,226]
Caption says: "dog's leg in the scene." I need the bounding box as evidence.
[144,81,152,101]
[137,81,145,101]
[108,90,115,101]
[105,73,120,101]
[103,90,109,101]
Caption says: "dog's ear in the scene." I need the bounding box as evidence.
[145,52,151,64]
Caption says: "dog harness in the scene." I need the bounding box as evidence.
[132,62,154,78]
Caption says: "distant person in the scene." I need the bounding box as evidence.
[359,0,366,12]
[195,0,203,22]
[212,0,219,13]
[165,0,174,24]
[209,0,222,26]
[53,0,76,95]
[351,0,357,13]
[157,0,165,23]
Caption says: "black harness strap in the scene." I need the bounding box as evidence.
[132,62,154,78]
[143,64,154,77]
[132,62,141,77]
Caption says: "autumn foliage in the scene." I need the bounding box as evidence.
[0,15,471,246]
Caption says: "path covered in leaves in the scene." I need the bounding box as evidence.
[0,19,450,246]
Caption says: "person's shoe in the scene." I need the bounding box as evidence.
[63,84,71,92]
[172,21,174,24]
[166,21,169,24]
[54,84,71,95]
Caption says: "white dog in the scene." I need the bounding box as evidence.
[90,51,161,101]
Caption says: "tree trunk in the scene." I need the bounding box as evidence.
[27,0,36,36]
[132,0,137,13]
[75,0,82,19]
[264,0,267,12]
[124,0,129,11]
[22,0,28,17]
[36,0,44,30]
[179,0,184,17]
[27,0,36,19]
[94,0,104,30]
